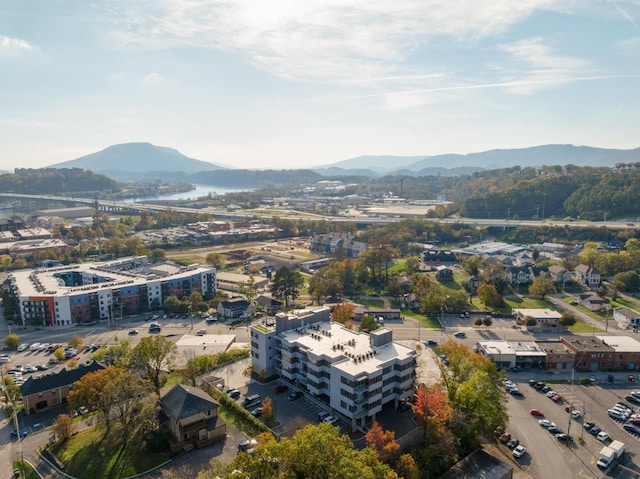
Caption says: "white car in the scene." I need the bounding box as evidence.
[24,365,38,373]
[597,431,610,442]
[546,390,557,398]
[571,410,582,419]
[0,354,11,363]
[38,343,50,351]
[29,343,41,352]
[17,343,29,352]
[512,445,526,458]
[323,415,339,424]
[538,419,555,429]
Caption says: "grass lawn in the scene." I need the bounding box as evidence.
[357,298,385,308]
[49,426,170,479]
[612,297,639,309]
[503,296,550,310]
[402,310,442,328]
[568,320,604,333]
[13,460,39,479]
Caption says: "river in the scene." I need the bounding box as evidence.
[123,184,251,203]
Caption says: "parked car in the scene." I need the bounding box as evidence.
[571,410,582,419]
[623,423,640,435]
[453,331,466,338]
[551,394,562,403]
[556,433,573,442]
[547,426,561,434]
[0,354,10,363]
[323,415,339,424]
[499,432,512,444]
[597,431,610,442]
[530,409,544,417]
[287,391,303,401]
[538,419,555,428]
[226,388,241,399]
[510,389,524,398]
[250,407,263,417]
[512,445,526,458]
[238,438,258,452]
[24,365,38,373]
[128,329,139,335]
[507,438,520,449]
[17,343,29,352]
[425,340,438,346]
[318,411,331,422]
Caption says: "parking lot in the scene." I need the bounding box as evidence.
[504,372,640,478]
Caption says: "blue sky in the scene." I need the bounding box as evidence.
[1,0,639,170]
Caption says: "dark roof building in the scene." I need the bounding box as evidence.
[20,361,106,415]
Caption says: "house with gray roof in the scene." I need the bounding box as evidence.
[159,383,226,453]
[20,361,106,415]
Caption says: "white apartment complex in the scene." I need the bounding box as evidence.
[8,256,216,326]
[250,306,417,430]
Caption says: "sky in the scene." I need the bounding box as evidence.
[1,0,640,171]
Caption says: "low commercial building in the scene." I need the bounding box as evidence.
[216,271,269,292]
[8,256,216,326]
[596,335,640,371]
[20,361,106,415]
[475,340,546,370]
[561,336,614,372]
[250,306,417,431]
[512,308,562,328]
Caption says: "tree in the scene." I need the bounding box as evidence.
[559,312,577,327]
[359,315,380,333]
[331,302,355,325]
[612,271,640,292]
[53,414,76,442]
[261,396,274,425]
[130,335,178,395]
[4,333,19,350]
[68,335,84,350]
[394,454,420,479]
[525,317,537,327]
[438,340,508,450]
[205,252,225,269]
[54,347,65,361]
[482,317,492,328]
[270,266,304,306]
[68,366,124,433]
[224,423,395,479]
[108,369,156,446]
[529,274,554,299]
[476,283,501,309]
[413,385,452,440]
[365,421,400,463]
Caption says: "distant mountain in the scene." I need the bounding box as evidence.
[319,155,429,174]
[48,142,228,181]
[323,145,640,174]
[402,145,640,170]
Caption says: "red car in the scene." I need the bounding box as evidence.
[530,408,544,417]
[551,395,562,403]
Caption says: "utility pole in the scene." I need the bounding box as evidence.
[541,193,546,222]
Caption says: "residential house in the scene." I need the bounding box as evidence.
[20,361,106,415]
[576,293,609,312]
[309,232,367,258]
[255,294,284,313]
[406,293,421,310]
[435,265,454,281]
[422,249,457,265]
[159,384,226,453]
[613,307,640,330]
[506,266,533,286]
[217,297,256,319]
[548,265,573,285]
[574,264,601,289]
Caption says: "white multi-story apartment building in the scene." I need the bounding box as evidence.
[250,306,417,430]
[8,256,216,326]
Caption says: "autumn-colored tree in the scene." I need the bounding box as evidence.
[68,366,124,432]
[261,396,274,425]
[413,385,452,440]
[331,302,355,325]
[68,335,84,350]
[365,421,400,463]
[54,347,65,361]
[53,414,76,442]
[394,453,420,479]
[205,252,225,269]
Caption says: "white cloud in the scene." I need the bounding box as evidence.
[0,35,33,52]
[96,0,566,82]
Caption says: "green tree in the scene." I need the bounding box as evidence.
[529,274,554,299]
[359,315,380,333]
[270,266,304,306]
[560,312,577,327]
[4,333,19,350]
[130,335,178,395]
[224,423,395,479]
[612,271,640,292]
[108,369,156,446]
[439,340,507,450]
[476,283,501,309]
